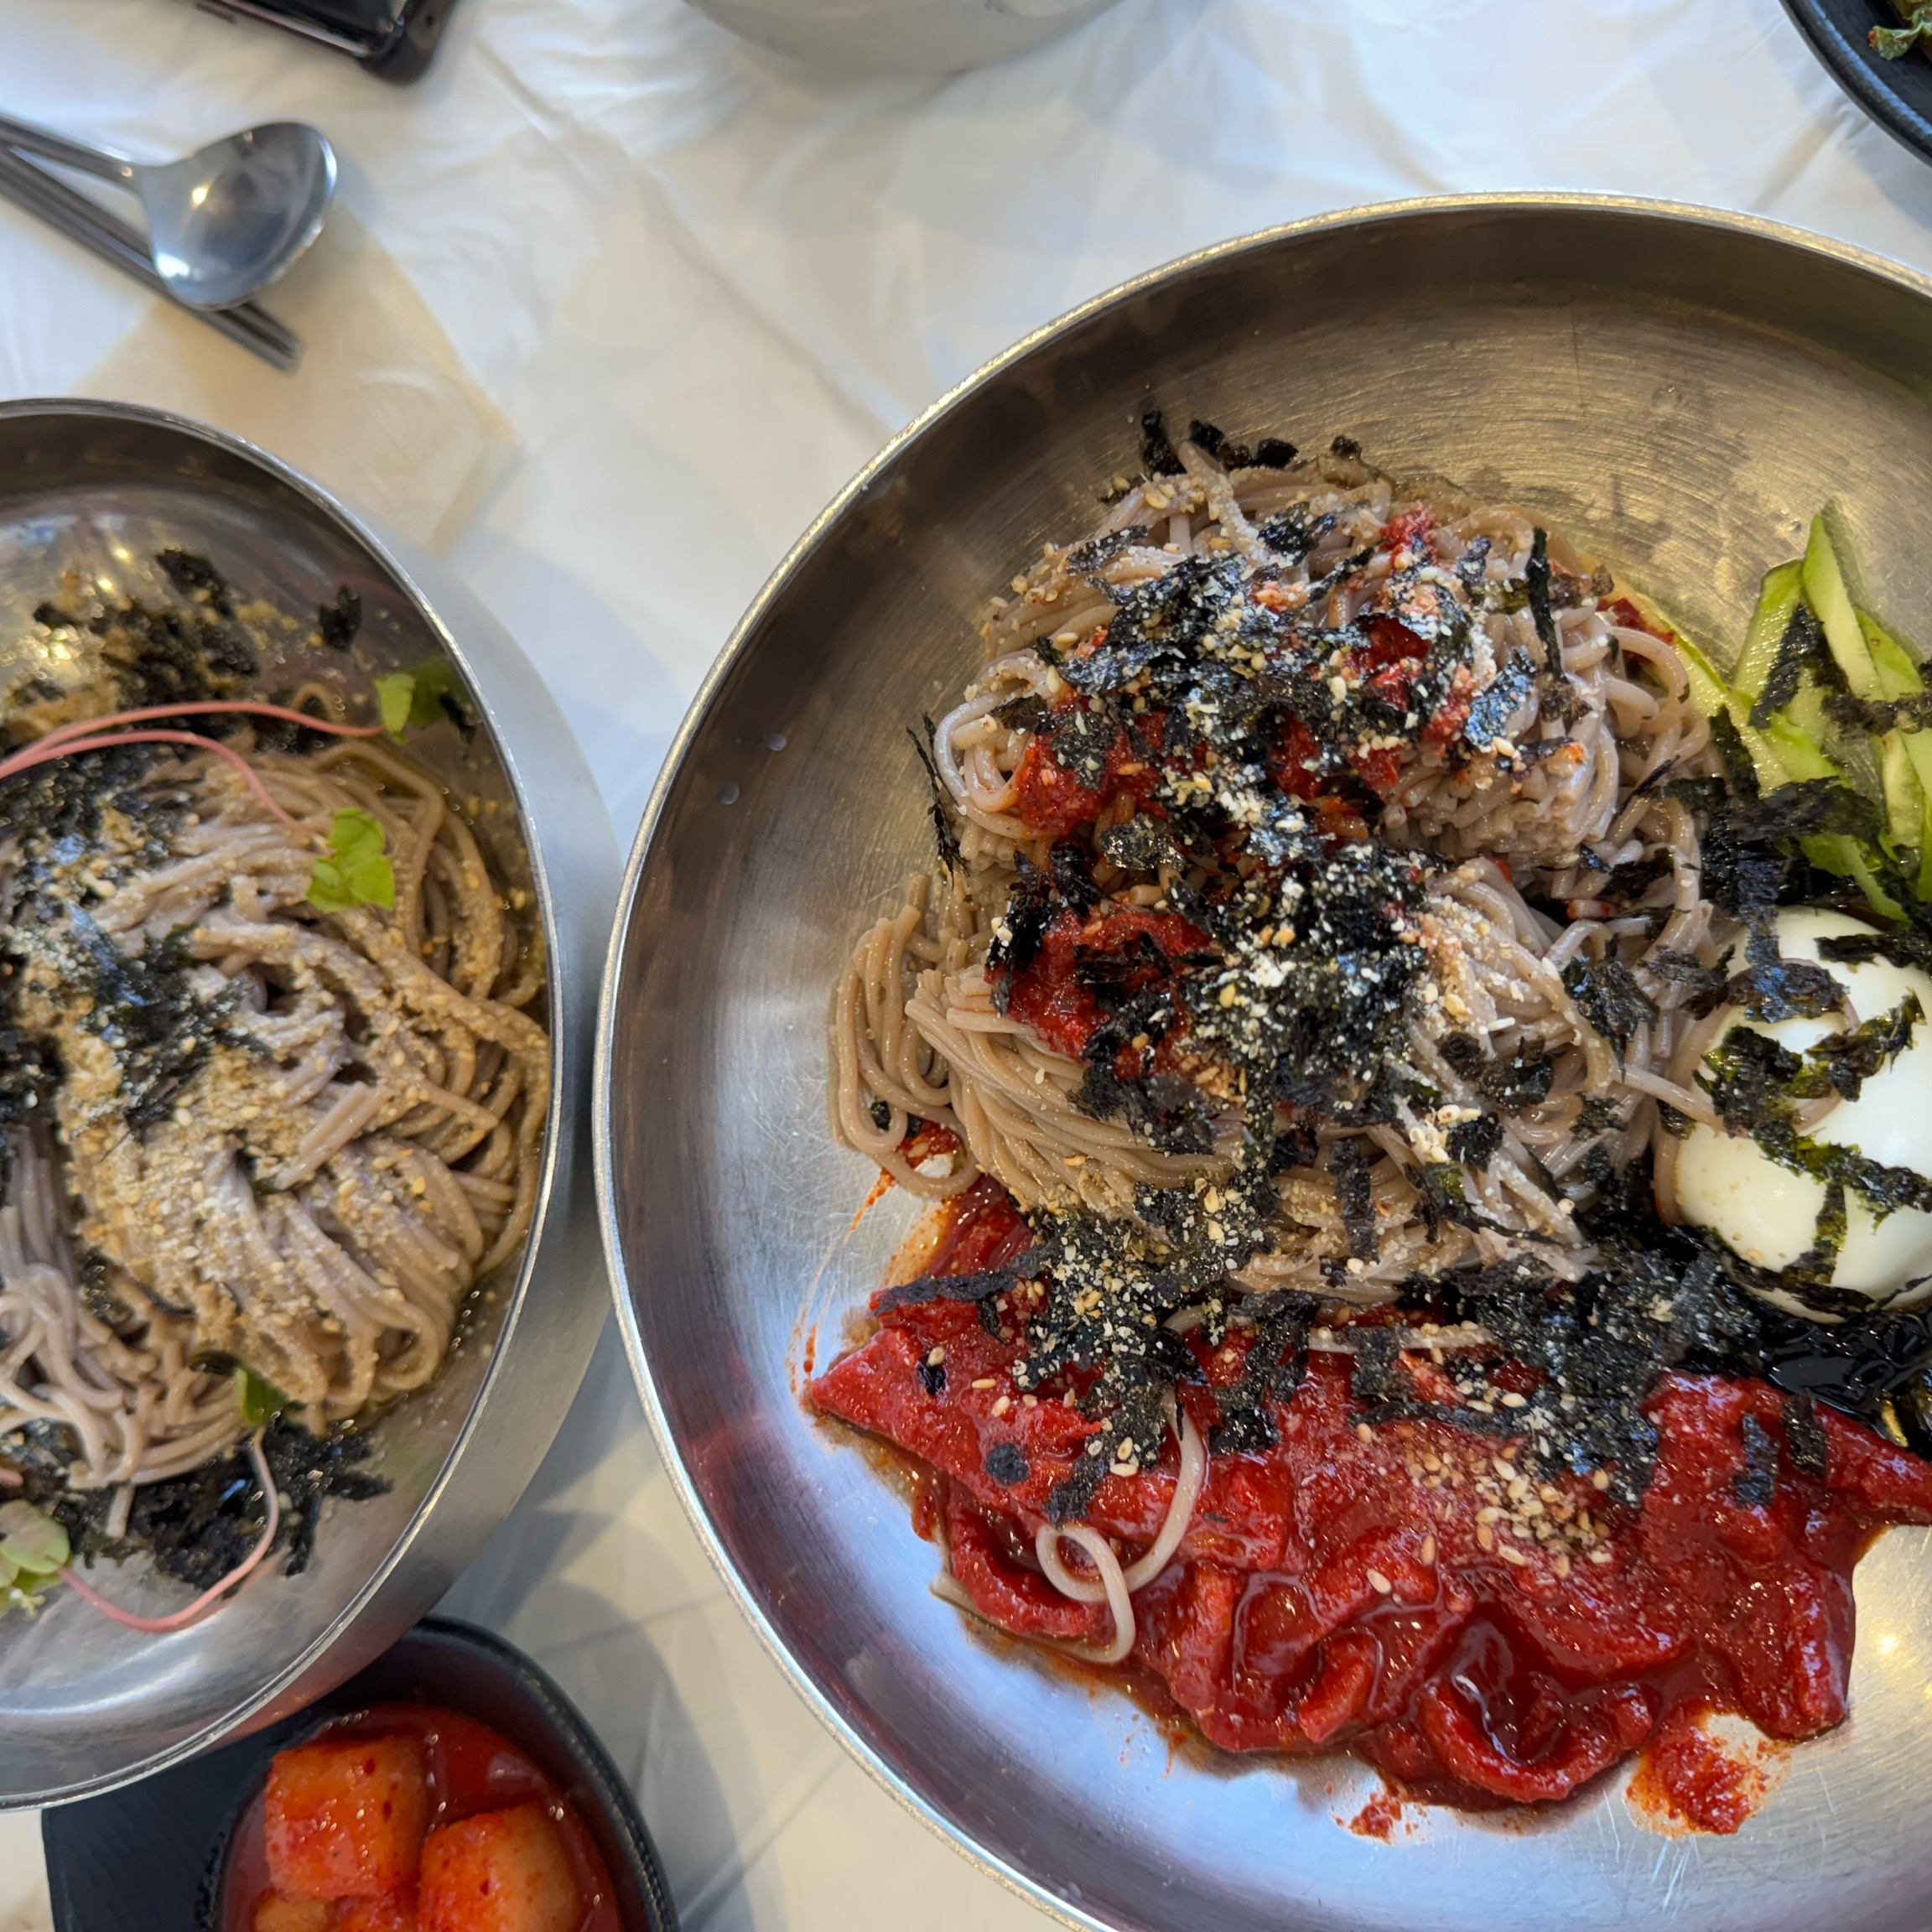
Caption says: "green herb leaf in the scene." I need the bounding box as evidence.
[374,659,471,741]
[233,1363,290,1427]
[1874,4,1932,59]
[307,807,396,914]
[404,657,469,731]
[0,1500,69,1576]
[376,671,415,739]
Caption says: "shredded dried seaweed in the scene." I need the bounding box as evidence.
[1560,957,1658,1068]
[316,584,361,651]
[1206,1292,1316,1455]
[908,716,962,870]
[1140,409,1185,477]
[28,1418,387,1587]
[1441,1033,1556,1112]
[1749,606,1825,728]
[1461,653,1535,751]
[1446,1111,1504,1171]
[1524,527,1562,676]
[1329,1137,1378,1259]
[1732,1412,1779,1506]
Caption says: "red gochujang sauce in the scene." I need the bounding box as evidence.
[223,1701,621,1930]
[811,1179,1932,1832]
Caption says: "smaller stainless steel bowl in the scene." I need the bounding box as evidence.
[682,0,1124,74]
[0,400,618,1807]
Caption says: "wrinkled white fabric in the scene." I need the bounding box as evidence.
[79,205,516,550]
[1,2,1929,1925]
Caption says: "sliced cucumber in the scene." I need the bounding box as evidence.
[1802,514,1882,699]
[1730,559,1805,705]
[1856,609,1932,891]
[1759,711,1842,783]
[1881,729,1927,854]
[1672,628,1735,719]
[1654,540,1908,922]
[1861,610,1924,700]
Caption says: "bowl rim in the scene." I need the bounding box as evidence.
[591,192,1932,1930]
[0,396,575,1804]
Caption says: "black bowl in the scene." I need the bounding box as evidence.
[40,1617,678,1932]
[1782,0,1932,164]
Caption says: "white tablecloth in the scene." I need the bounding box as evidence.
[2,1,1929,1924]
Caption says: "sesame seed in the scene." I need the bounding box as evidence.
[1356,1422,1374,1443]
[1499,1390,1527,1410]
[927,1347,944,1367]
[971,1378,997,1389]
[992,1395,1011,1417]
[1592,1468,1612,1491]
[1365,1569,1393,1595]
[1498,1544,1530,1568]
[1476,1522,1495,1551]
[1419,1536,1436,1566]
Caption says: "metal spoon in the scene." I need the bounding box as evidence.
[0,115,335,311]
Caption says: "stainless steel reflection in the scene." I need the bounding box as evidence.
[599,198,1932,1932]
[681,0,1123,74]
[0,400,616,1807]
[0,116,335,312]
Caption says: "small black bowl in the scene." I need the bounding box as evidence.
[40,1616,678,1932]
[1782,0,1932,166]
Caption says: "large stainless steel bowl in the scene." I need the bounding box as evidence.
[0,400,617,1806]
[599,198,1932,1932]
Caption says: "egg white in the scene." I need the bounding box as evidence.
[1670,906,1932,1313]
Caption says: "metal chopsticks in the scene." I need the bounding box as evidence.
[0,145,301,372]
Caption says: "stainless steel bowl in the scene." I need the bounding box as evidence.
[600,196,1932,1932]
[0,400,618,1807]
[681,0,1124,74]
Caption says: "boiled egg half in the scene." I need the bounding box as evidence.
[1670,906,1932,1314]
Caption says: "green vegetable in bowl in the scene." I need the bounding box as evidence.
[374,657,473,740]
[307,808,396,915]
[233,1363,290,1427]
[1679,511,1932,925]
[0,1498,70,1603]
[1874,1,1932,58]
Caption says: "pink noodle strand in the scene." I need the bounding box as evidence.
[0,730,316,840]
[58,1434,281,1634]
[24,699,385,753]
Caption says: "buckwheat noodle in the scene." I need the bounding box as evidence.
[834,437,1755,1628]
[0,721,548,1505]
